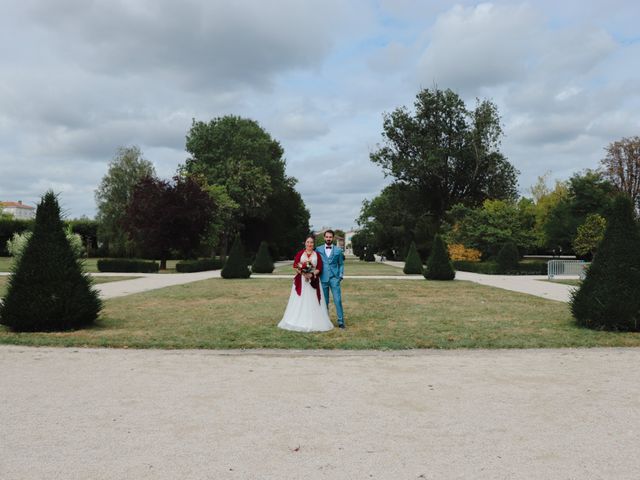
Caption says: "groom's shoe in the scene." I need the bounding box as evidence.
[338,323,345,329]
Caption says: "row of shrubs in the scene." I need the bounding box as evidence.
[95,241,275,275]
[97,258,160,273]
[453,260,548,275]
[96,257,231,273]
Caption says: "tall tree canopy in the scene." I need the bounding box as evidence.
[182,116,309,258]
[543,170,616,253]
[601,136,640,212]
[370,88,518,224]
[359,88,518,259]
[122,175,215,269]
[95,146,156,256]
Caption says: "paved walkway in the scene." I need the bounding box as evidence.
[1,345,639,479]
[384,260,575,302]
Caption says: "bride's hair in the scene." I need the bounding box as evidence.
[304,234,315,244]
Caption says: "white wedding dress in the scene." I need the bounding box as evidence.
[278,251,334,332]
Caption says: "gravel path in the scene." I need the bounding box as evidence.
[1,345,639,479]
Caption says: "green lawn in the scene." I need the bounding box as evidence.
[1,277,639,349]
[543,279,581,286]
[0,276,140,297]
[0,257,179,273]
[0,257,11,272]
[273,258,407,276]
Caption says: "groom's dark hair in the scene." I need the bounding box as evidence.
[325,229,335,236]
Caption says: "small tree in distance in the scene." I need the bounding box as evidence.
[424,234,455,280]
[403,241,423,274]
[496,242,520,274]
[221,237,251,279]
[573,213,606,259]
[252,241,274,273]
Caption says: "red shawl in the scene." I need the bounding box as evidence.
[293,249,323,304]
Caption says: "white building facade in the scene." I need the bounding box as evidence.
[1,201,36,220]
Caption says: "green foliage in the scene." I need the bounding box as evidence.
[571,195,640,331]
[403,241,423,274]
[251,241,275,273]
[446,199,537,258]
[370,88,518,226]
[573,214,606,257]
[95,146,156,256]
[221,237,251,279]
[543,170,615,252]
[182,115,310,259]
[496,242,520,274]
[0,218,33,256]
[175,258,224,273]
[97,258,159,273]
[424,234,455,280]
[0,191,102,331]
[67,218,99,256]
[363,250,375,262]
[356,183,436,260]
[7,227,84,261]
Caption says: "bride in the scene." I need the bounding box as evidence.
[278,235,334,332]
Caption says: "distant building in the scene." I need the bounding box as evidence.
[344,229,358,255]
[316,227,345,249]
[1,201,36,220]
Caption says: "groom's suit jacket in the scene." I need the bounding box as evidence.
[316,245,344,283]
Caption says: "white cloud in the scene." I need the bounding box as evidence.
[1,0,639,231]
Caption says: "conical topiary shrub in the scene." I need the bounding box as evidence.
[403,241,423,274]
[496,241,519,274]
[221,237,251,279]
[252,241,274,273]
[0,191,102,331]
[571,195,640,331]
[424,234,455,280]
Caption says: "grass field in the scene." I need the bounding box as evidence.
[543,279,581,286]
[273,258,408,276]
[0,276,140,297]
[0,257,179,273]
[1,276,639,349]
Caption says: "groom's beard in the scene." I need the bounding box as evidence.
[325,241,332,246]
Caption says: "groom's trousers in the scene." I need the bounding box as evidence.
[321,277,344,326]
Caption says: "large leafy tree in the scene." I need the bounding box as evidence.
[95,146,156,256]
[370,88,518,225]
[543,170,616,253]
[601,136,640,212]
[446,199,537,258]
[356,183,436,260]
[182,116,309,258]
[122,175,215,269]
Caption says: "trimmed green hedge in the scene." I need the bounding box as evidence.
[175,258,224,273]
[97,258,159,273]
[453,260,547,275]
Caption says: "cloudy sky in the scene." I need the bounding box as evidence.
[1,1,639,230]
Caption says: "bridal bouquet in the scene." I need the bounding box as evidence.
[300,260,314,281]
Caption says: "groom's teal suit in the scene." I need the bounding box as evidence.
[316,244,345,327]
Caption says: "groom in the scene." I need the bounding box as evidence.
[316,230,345,329]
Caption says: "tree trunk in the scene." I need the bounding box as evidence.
[160,258,167,270]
